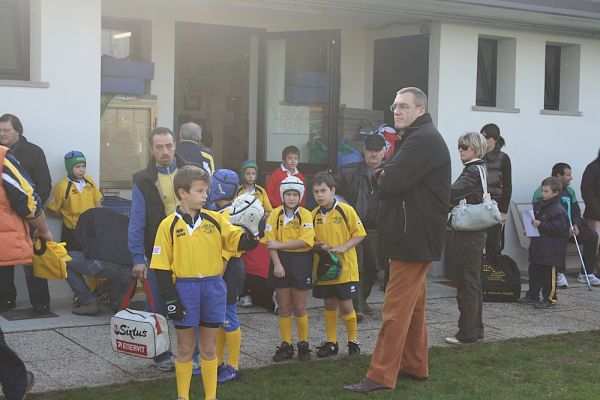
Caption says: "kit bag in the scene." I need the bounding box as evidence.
[110,279,170,358]
[451,165,501,231]
[481,254,521,302]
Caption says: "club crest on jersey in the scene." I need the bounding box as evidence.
[176,228,186,237]
[201,224,215,234]
[332,216,343,224]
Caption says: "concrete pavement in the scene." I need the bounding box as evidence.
[1,276,600,395]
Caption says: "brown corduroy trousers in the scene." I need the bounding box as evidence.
[366,260,430,388]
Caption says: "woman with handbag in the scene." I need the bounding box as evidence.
[446,132,495,345]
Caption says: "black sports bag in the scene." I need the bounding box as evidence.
[481,255,521,302]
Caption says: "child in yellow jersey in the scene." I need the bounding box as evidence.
[150,166,259,400]
[209,169,249,383]
[237,160,273,217]
[311,171,366,358]
[237,160,272,308]
[46,151,102,250]
[264,175,315,362]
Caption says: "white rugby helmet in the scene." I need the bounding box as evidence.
[229,193,264,236]
[280,176,305,203]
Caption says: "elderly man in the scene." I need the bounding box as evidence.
[1,145,53,399]
[175,122,215,175]
[0,113,52,316]
[128,127,186,371]
[336,134,387,319]
[344,87,451,393]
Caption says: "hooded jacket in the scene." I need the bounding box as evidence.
[376,113,451,261]
[529,195,569,267]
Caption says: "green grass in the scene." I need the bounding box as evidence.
[31,331,600,400]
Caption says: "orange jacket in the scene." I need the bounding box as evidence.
[0,146,32,266]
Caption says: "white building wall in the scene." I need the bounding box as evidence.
[435,22,600,269]
[0,0,101,302]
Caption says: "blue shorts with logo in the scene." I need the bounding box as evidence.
[174,276,226,328]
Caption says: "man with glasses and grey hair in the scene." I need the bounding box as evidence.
[344,87,451,393]
[175,122,215,175]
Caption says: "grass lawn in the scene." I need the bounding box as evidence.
[31,330,600,400]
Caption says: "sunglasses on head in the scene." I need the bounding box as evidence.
[458,144,470,151]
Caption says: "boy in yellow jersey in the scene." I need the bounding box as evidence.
[237,160,273,217]
[311,171,366,358]
[150,166,259,400]
[237,160,272,308]
[264,176,315,362]
[208,169,260,382]
[46,151,102,250]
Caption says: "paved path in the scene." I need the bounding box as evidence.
[2,277,600,394]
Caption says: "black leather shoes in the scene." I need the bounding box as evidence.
[0,300,16,312]
[342,378,392,393]
[29,305,50,317]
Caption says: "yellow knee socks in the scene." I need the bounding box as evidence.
[225,328,241,369]
[175,360,193,400]
[342,310,358,343]
[216,328,226,365]
[200,357,218,400]
[296,314,309,342]
[324,309,338,343]
[279,316,292,344]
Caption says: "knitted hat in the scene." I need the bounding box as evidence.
[64,151,86,175]
[209,169,239,203]
[240,160,259,177]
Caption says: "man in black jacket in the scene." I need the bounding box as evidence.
[66,207,133,315]
[336,134,386,318]
[582,147,600,276]
[0,113,52,315]
[128,127,185,372]
[344,87,451,393]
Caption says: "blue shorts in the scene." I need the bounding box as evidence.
[221,303,240,332]
[174,276,226,328]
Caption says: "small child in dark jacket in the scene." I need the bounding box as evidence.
[526,177,570,309]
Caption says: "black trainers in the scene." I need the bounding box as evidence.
[348,341,361,356]
[273,342,294,362]
[533,301,556,310]
[316,341,338,358]
[297,341,311,361]
[517,296,538,305]
[0,300,16,312]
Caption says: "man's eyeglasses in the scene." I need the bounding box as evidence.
[389,103,420,112]
[0,129,14,133]
[458,144,470,151]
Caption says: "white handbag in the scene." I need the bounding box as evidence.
[110,279,170,358]
[451,164,501,231]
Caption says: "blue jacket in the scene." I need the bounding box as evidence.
[529,195,569,267]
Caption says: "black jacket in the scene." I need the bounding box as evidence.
[74,207,131,266]
[581,158,600,220]
[336,161,376,222]
[376,113,451,261]
[528,195,569,267]
[132,154,186,260]
[483,145,511,213]
[11,135,52,204]
[450,160,485,207]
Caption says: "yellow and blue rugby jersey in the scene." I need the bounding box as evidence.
[237,184,273,213]
[46,175,102,229]
[262,205,314,252]
[150,209,244,278]
[311,201,366,285]
[219,207,243,262]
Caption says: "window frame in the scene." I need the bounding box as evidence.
[544,45,561,111]
[476,38,498,107]
[0,0,30,81]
